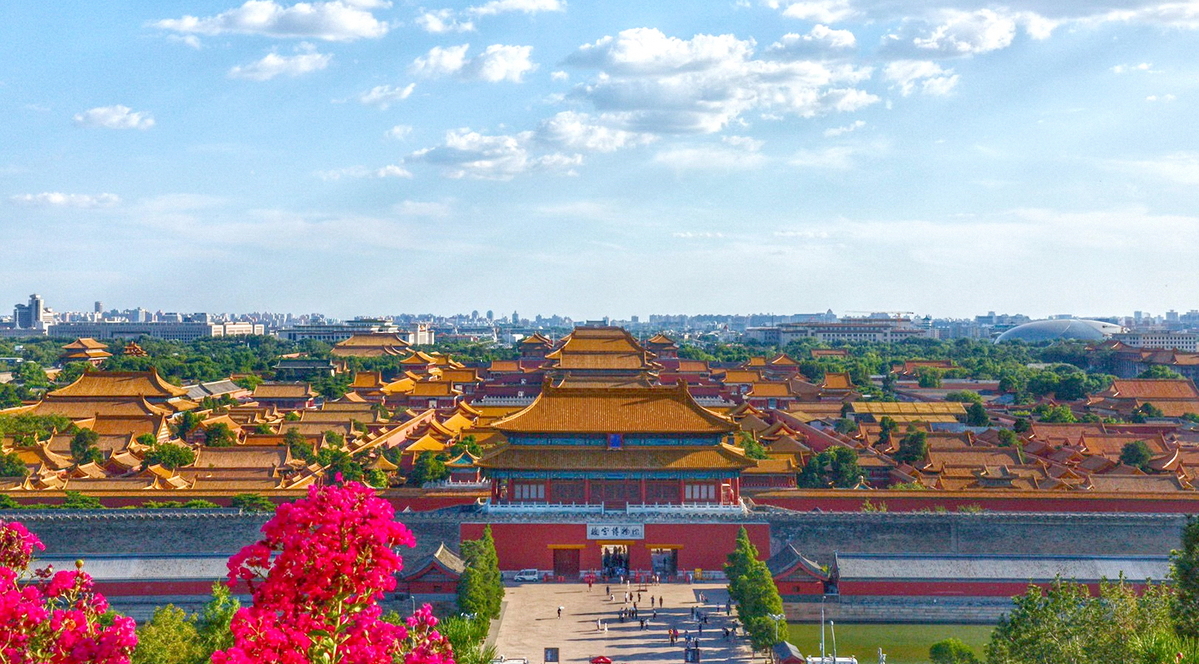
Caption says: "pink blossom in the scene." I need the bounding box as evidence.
[214,482,455,664]
[0,521,136,664]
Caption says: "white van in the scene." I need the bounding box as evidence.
[513,569,540,582]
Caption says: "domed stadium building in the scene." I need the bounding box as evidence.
[995,318,1125,343]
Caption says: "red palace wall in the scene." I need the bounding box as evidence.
[461,522,771,574]
[835,579,1161,597]
[752,490,1199,514]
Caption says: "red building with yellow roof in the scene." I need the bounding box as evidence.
[464,326,769,580]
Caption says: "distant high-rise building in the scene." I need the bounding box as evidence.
[471,310,479,319]
[486,310,494,321]
[512,310,520,324]
[13,294,46,329]
[94,301,103,313]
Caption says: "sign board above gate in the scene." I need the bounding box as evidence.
[587,523,645,539]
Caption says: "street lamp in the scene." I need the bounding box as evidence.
[767,614,786,664]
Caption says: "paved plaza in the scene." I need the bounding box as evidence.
[490,581,758,663]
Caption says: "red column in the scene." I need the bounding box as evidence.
[584,479,592,504]
[639,478,647,504]
[733,477,741,503]
[678,478,686,504]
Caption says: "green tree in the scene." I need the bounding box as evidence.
[436,615,495,664]
[230,493,275,512]
[60,490,102,509]
[996,429,1019,447]
[738,432,769,460]
[1140,365,1185,379]
[1132,402,1165,423]
[894,427,929,466]
[175,410,203,439]
[458,525,504,619]
[797,447,864,488]
[196,582,239,658]
[0,451,29,478]
[1173,516,1199,639]
[408,451,449,486]
[877,416,899,447]
[724,527,787,651]
[1035,405,1077,423]
[930,638,980,664]
[945,390,983,404]
[70,428,103,465]
[1120,440,1154,472]
[965,402,990,427]
[917,367,943,388]
[0,495,19,509]
[14,361,49,388]
[284,427,315,463]
[133,604,203,664]
[203,422,236,447]
[135,432,158,447]
[145,443,196,470]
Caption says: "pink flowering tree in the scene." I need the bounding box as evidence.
[0,520,137,664]
[213,481,454,664]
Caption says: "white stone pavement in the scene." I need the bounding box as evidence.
[491,581,758,663]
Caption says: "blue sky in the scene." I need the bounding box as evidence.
[2,0,1198,320]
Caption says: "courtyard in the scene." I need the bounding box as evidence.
[490,581,756,663]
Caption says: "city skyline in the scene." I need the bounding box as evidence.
[3,1,1198,318]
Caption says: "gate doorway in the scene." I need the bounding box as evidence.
[553,548,580,579]
[651,548,678,577]
[601,544,629,579]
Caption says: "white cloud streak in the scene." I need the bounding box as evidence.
[412,44,537,82]
[154,0,390,41]
[410,128,582,179]
[10,192,122,208]
[357,83,415,109]
[73,105,155,130]
[228,47,331,80]
[565,28,877,135]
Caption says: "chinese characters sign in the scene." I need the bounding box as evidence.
[586,523,645,539]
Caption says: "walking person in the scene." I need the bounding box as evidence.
[557,606,563,619]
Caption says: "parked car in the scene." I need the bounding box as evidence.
[513,569,540,582]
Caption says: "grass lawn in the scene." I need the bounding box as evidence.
[786,623,992,664]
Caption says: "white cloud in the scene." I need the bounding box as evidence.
[415,0,559,34]
[73,105,155,130]
[409,128,581,179]
[879,8,1058,59]
[357,83,415,109]
[654,139,768,171]
[535,111,656,152]
[228,47,331,80]
[412,44,471,77]
[672,231,725,238]
[394,200,452,216]
[1094,3,1199,29]
[385,124,414,140]
[565,28,877,135]
[765,0,857,23]
[912,9,1018,55]
[1106,152,1199,184]
[415,8,474,33]
[467,0,564,16]
[824,119,865,137]
[551,70,569,81]
[413,44,537,83]
[169,34,203,48]
[1146,93,1177,102]
[10,192,121,208]
[768,25,856,58]
[883,60,959,96]
[316,164,411,180]
[1111,62,1158,74]
[154,0,390,41]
